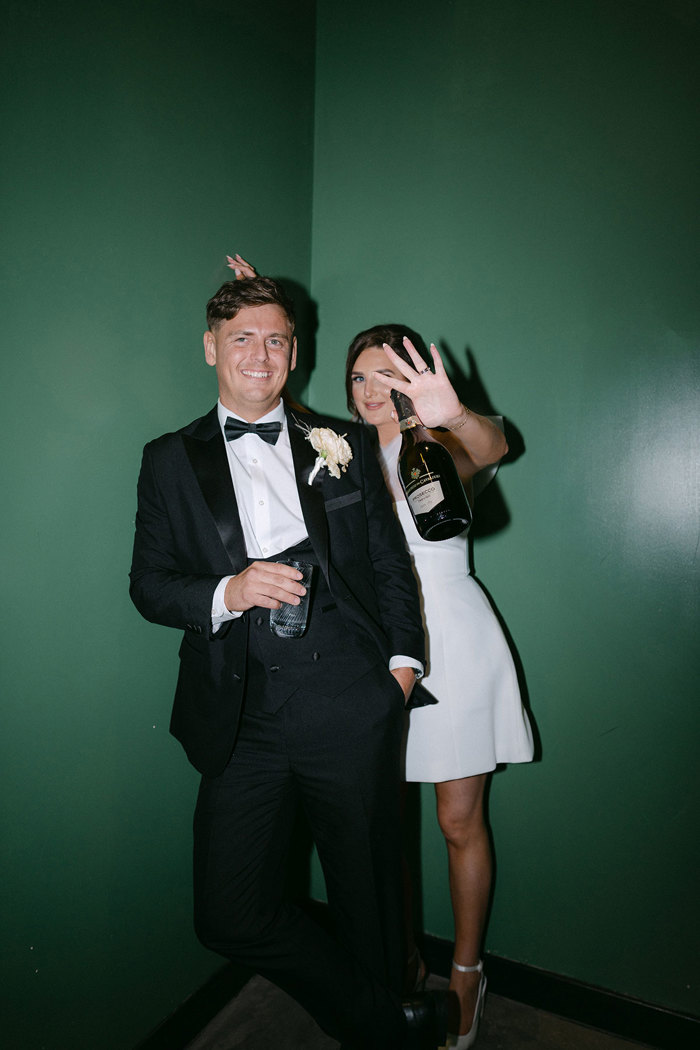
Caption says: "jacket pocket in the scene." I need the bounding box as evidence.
[324,490,363,512]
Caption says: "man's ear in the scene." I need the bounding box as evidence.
[289,336,297,372]
[203,330,216,367]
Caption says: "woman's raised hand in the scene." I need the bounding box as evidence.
[226,253,258,280]
[374,338,466,430]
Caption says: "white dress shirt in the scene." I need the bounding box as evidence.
[209,398,421,677]
[211,399,301,626]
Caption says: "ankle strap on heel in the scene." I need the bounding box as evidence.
[452,958,483,974]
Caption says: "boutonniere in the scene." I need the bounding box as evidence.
[295,419,353,485]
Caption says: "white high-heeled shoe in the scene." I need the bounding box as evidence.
[439,959,487,1050]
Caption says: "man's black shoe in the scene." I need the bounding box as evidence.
[401,990,448,1050]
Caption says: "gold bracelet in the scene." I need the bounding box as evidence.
[448,405,470,431]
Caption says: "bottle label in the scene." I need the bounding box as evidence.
[406,477,444,514]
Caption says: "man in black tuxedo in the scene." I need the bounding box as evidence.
[130,276,439,1048]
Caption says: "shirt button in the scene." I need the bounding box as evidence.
[259,500,264,506]
[255,616,264,627]
[252,458,258,464]
[269,665,280,673]
[312,652,321,662]
[262,547,268,554]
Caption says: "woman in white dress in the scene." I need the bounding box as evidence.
[345,324,534,1050]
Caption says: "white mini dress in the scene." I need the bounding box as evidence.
[380,435,534,783]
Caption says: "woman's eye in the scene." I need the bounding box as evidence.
[352,375,364,383]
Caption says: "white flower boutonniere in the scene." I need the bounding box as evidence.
[296,420,353,485]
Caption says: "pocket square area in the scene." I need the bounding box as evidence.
[324,490,363,512]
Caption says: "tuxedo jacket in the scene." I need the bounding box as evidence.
[130,404,424,776]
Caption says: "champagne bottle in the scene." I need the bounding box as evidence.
[390,389,472,541]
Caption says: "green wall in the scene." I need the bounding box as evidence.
[0,2,315,1048]
[310,0,699,1017]
[2,2,698,1047]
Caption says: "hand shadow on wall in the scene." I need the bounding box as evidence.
[438,341,525,540]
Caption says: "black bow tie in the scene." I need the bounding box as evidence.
[224,417,282,445]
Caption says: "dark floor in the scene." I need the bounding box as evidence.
[185,973,655,1050]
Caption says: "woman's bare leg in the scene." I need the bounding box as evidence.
[435,774,490,1035]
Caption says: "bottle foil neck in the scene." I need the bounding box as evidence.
[399,416,421,432]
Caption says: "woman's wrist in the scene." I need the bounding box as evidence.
[446,404,471,431]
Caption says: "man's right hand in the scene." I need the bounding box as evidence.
[224,561,306,613]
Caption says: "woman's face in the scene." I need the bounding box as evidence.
[350,346,403,431]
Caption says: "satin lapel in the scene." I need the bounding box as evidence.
[182,414,247,573]
[287,409,330,577]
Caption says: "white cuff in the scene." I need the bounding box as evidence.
[389,655,423,679]
[211,576,243,633]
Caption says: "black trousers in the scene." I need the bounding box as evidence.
[193,661,407,1049]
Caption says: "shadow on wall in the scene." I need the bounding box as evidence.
[439,341,540,760]
[273,276,318,406]
[438,341,526,541]
[478,573,542,764]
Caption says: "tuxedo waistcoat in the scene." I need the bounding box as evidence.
[245,541,385,714]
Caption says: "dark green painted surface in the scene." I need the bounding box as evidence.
[309,0,699,1018]
[0,2,315,1048]
[2,1,698,1046]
